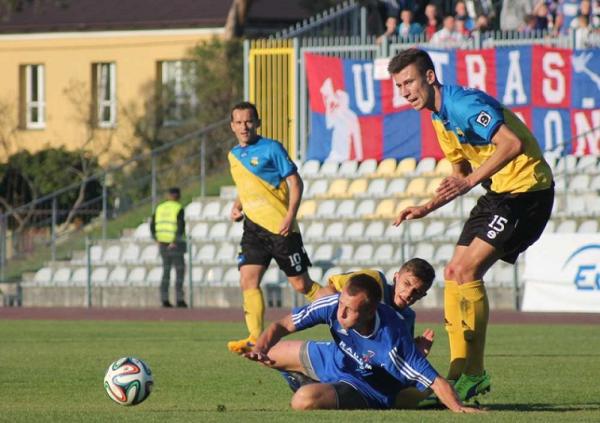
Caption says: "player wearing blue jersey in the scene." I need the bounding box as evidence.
[388,49,554,402]
[227,102,323,354]
[243,273,480,412]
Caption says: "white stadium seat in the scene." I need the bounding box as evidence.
[91,267,109,286]
[108,266,128,286]
[208,222,229,241]
[53,268,71,286]
[33,267,53,286]
[414,157,436,175]
[353,245,374,265]
[70,268,87,287]
[319,161,339,178]
[139,244,159,264]
[102,245,122,264]
[133,222,152,240]
[338,160,358,177]
[191,222,209,239]
[357,159,377,177]
[312,244,335,263]
[336,199,356,219]
[345,221,365,240]
[128,267,147,286]
[185,202,203,220]
[364,178,387,198]
[200,201,221,220]
[147,267,164,287]
[364,221,385,240]
[355,199,376,217]
[300,160,321,179]
[122,244,140,264]
[578,219,599,233]
[305,222,325,241]
[195,244,217,263]
[216,243,237,264]
[90,245,104,264]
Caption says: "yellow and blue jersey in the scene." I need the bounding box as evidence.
[327,269,416,337]
[228,137,299,234]
[432,85,553,194]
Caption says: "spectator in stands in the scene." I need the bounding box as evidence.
[226,101,323,354]
[243,273,481,413]
[455,1,475,31]
[397,8,424,39]
[573,13,592,47]
[150,187,187,308]
[423,3,441,39]
[472,15,491,36]
[501,0,535,31]
[455,15,471,37]
[374,0,401,43]
[554,0,581,34]
[388,48,554,405]
[430,15,466,44]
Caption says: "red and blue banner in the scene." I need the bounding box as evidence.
[305,46,600,161]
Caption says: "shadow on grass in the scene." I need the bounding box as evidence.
[485,403,600,412]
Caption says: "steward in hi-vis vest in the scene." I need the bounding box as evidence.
[150,187,187,308]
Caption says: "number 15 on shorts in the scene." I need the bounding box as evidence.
[487,214,508,240]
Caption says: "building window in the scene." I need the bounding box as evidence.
[93,63,117,128]
[159,60,198,125]
[22,64,45,129]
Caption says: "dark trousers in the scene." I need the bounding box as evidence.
[159,243,185,303]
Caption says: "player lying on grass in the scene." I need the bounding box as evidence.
[243,273,482,413]
[317,258,436,348]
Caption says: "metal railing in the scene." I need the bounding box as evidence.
[0,118,235,282]
[272,0,366,40]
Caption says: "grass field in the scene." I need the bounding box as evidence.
[1,320,599,422]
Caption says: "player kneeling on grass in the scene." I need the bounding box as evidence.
[243,273,482,413]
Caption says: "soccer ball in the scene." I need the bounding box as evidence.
[103,357,154,406]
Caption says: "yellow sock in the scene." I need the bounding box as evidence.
[444,280,466,380]
[459,280,489,376]
[242,288,264,340]
[304,281,323,302]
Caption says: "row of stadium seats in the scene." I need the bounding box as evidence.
[27,260,520,289]
[177,179,599,226]
[72,217,598,271]
[294,154,600,181]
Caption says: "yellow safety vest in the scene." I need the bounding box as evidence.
[154,200,182,243]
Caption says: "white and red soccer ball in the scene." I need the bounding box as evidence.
[103,357,153,406]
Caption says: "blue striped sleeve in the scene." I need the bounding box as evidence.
[291,294,339,331]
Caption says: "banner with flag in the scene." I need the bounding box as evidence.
[305,46,600,161]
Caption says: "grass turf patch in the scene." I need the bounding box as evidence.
[0,320,598,422]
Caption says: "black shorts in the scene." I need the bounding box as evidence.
[238,218,311,276]
[457,186,554,264]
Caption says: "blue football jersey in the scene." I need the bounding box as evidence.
[291,294,438,408]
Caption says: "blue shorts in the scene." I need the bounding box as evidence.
[305,341,392,409]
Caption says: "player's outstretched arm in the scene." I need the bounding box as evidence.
[430,376,484,413]
[243,314,296,365]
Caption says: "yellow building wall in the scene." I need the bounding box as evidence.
[0,28,223,164]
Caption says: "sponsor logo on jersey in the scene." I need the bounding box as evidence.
[250,157,259,166]
[476,111,492,127]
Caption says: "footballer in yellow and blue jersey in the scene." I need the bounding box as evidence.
[389,49,554,396]
[226,102,319,356]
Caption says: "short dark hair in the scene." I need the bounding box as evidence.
[230,101,259,121]
[346,273,382,307]
[399,258,435,289]
[168,187,181,197]
[388,48,435,76]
